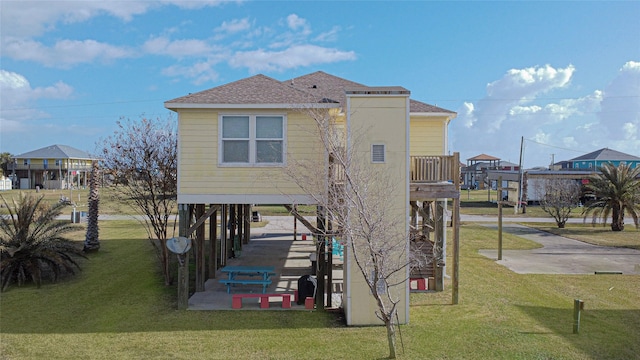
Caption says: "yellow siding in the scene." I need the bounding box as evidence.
[409,116,448,156]
[177,109,323,199]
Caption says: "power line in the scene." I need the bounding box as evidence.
[1,98,167,112]
[523,138,590,154]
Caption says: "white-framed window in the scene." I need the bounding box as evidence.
[220,114,286,166]
[371,144,386,163]
[24,159,30,166]
[55,159,62,166]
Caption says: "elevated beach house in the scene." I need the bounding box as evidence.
[165,71,460,325]
[10,144,96,190]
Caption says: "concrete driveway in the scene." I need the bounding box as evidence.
[478,223,640,275]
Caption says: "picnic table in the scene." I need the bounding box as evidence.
[219,265,275,294]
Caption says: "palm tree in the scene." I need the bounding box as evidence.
[0,193,85,291]
[84,160,100,252]
[582,163,640,231]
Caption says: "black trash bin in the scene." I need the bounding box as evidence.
[296,275,317,305]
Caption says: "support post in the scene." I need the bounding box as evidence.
[237,204,243,253]
[573,299,584,334]
[315,206,326,311]
[195,204,205,292]
[228,204,235,259]
[208,205,217,279]
[498,176,503,261]
[243,204,251,245]
[220,205,227,267]
[177,204,189,310]
[452,197,460,305]
[293,205,297,241]
[434,201,444,292]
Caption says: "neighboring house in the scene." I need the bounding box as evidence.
[565,148,640,169]
[484,148,639,207]
[462,154,518,190]
[165,71,459,325]
[10,145,96,190]
[486,168,595,206]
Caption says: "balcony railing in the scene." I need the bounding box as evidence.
[329,153,460,185]
[410,153,460,183]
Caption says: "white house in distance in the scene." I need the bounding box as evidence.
[165,71,460,325]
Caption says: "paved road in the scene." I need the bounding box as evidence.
[478,223,640,274]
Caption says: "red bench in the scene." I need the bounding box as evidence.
[410,277,427,291]
[294,290,315,310]
[232,293,291,309]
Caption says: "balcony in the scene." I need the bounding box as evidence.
[329,153,461,200]
[410,153,460,200]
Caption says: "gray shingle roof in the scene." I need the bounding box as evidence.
[165,71,456,115]
[570,148,640,161]
[165,74,316,105]
[15,144,95,160]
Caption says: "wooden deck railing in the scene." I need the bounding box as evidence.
[329,153,460,184]
[410,153,460,183]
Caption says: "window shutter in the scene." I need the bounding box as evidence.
[371,144,385,163]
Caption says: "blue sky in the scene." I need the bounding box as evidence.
[1,0,639,168]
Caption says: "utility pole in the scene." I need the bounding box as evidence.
[517,136,524,214]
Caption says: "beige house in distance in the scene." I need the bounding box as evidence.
[165,71,460,325]
[10,144,96,190]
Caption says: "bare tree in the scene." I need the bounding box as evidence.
[534,178,582,228]
[286,108,423,359]
[97,116,177,285]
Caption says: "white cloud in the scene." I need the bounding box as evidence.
[0,2,355,85]
[162,60,221,85]
[315,26,341,42]
[486,64,574,100]
[622,122,638,140]
[622,60,640,72]
[452,62,640,167]
[456,64,576,133]
[143,37,217,58]
[598,61,640,142]
[562,137,578,148]
[0,0,233,37]
[215,18,252,35]
[3,38,134,68]
[461,102,475,128]
[286,14,310,34]
[509,105,542,116]
[0,70,74,132]
[229,44,356,73]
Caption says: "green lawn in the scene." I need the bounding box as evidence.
[1,219,638,359]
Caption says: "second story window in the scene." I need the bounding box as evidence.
[220,115,285,166]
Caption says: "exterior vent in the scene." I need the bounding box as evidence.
[371,144,385,163]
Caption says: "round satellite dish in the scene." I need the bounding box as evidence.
[166,237,192,255]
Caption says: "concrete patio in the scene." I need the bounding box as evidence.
[188,216,344,310]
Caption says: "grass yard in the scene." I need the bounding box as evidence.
[0,189,311,217]
[1,218,639,359]
[0,188,139,216]
[527,222,640,250]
